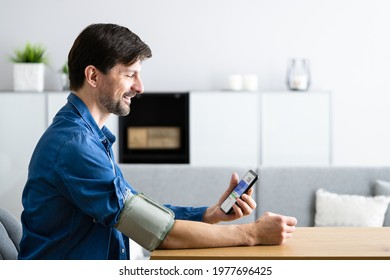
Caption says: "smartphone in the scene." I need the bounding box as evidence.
[220,170,258,214]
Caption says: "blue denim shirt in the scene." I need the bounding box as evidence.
[19,93,207,260]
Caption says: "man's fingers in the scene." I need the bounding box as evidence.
[286,216,298,226]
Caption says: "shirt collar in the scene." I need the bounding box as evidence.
[67,92,116,146]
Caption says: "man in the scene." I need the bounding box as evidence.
[19,23,297,260]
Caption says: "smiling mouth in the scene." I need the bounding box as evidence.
[123,95,131,105]
[123,92,136,105]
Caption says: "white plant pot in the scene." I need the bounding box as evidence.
[59,73,70,91]
[13,63,45,92]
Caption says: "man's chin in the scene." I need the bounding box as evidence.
[115,106,131,116]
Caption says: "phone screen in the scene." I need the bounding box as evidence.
[220,170,258,214]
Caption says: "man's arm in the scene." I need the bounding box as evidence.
[116,172,296,251]
[160,172,297,249]
[160,212,297,249]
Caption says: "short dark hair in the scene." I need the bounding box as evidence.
[68,23,152,90]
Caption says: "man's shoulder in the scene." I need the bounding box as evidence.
[47,113,88,137]
[37,113,97,156]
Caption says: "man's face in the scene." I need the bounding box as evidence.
[97,60,144,116]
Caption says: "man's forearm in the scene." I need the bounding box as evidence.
[159,219,255,249]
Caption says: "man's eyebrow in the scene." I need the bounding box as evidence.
[122,67,140,73]
[119,68,135,75]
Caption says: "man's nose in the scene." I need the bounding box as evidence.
[131,77,144,94]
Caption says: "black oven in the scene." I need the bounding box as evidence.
[119,92,190,164]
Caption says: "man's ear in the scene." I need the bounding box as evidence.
[84,65,99,88]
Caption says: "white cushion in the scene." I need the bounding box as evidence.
[315,189,390,227]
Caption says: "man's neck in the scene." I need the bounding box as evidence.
[73,90,110,129]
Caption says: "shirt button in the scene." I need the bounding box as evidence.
[121,248,125,254]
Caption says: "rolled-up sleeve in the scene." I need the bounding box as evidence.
[164,205,207,222]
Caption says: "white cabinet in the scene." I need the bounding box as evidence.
[190,91,260,166]
[190,90,331,167]
[260,91,331,165]
[0,92,46,218]
[47,92,68,126]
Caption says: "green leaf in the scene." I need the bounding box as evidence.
[10,42,48,64]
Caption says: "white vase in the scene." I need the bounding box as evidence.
[13,63,45,92]
[59,73,70,91]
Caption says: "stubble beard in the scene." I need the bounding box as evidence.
[99,92,131,116]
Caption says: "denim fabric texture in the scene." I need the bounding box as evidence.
[19,93,206,259]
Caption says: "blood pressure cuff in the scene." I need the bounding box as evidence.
[115,193,175,251]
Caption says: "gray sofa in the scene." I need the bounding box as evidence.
[0,208,22,260]
[119,164,390,227]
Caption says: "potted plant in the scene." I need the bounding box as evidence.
[10,42,48,92]
[59,62,70,91]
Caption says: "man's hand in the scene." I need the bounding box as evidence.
[203,172,257,224]
[252,212,298,245]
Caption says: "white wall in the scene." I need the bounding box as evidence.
[1,0,390,165]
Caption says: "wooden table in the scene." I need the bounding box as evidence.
[150,227,390,260]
